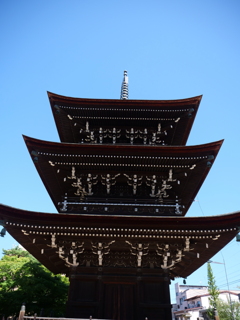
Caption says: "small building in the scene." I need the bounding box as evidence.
[174,283,240,320]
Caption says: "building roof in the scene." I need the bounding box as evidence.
[48,92,202,145]
[178,284,208,289]
[23,135,223,216]
[185,290,240,301]
[0,203,239,278]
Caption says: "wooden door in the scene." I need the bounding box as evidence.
[103,283,135,320]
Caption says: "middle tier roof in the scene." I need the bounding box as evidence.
[24,136,223,217]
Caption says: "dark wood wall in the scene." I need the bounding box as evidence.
[66,267,172,320]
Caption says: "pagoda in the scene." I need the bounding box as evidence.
[1,71,240,320]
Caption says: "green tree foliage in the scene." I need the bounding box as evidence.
[2,246,35,259]
[207,262,220,319]
[0,246,69,317]
[217,299,240,320]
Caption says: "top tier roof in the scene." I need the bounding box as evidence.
[48,92,202,145]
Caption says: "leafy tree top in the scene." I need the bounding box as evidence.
[2,246,36,260]
[0,246,69,317]
[207,262,219,303]
[207,262,220,319]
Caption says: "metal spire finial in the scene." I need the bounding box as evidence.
[120,70,129,100]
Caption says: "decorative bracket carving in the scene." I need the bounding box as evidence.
[48,234,85,267]
[101,174,120,194]
[124,174,143,195]
[125,128,139,144]
[126,241,149,267]
[92,241,115,266]
[72,178,88,201]
[106,128,121,144]
[156,237,195,270]
[86,173,98,195]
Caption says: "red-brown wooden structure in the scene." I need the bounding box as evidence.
[1,73,240,320]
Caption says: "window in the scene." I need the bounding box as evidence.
[180,296,185,305]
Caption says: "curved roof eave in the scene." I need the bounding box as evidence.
[47,91,202,106]
[1,203,240,228]
[1,204,239,277]
[23,134,223,154]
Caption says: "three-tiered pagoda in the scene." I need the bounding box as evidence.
[1,71,240,320]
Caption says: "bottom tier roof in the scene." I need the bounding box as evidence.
[0,204,239,279]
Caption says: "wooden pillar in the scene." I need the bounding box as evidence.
[18,304,25,320]
[66,266,101,318]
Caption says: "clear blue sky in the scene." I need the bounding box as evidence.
[1,0,240,303]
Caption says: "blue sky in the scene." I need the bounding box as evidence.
[1,0,240,302]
